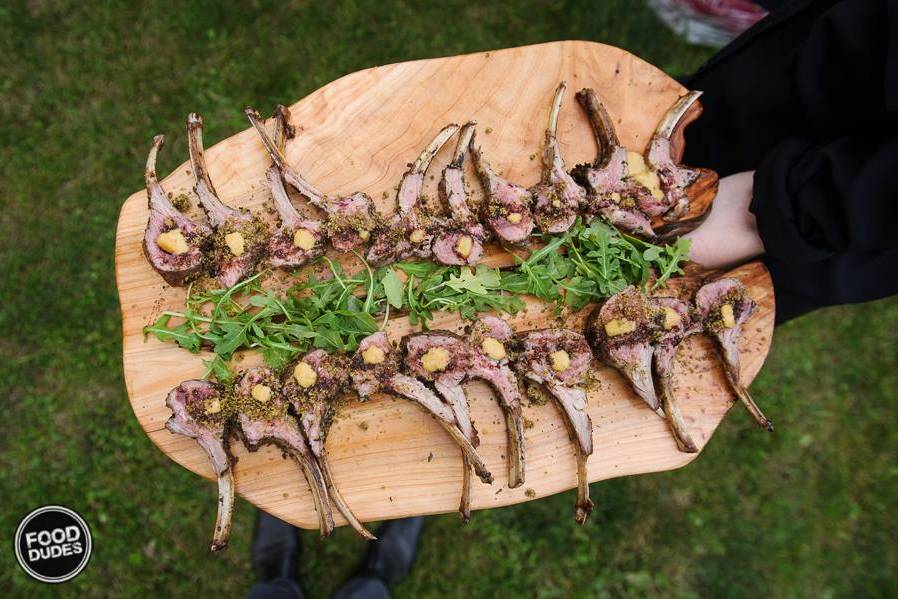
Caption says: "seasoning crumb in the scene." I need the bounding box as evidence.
[523,417,535,430]
[525,488,536,499]
[358,421,369,431]
[485,127,493,135]
[427,452,434,462]
[529,154,536,161]
[171,193,192,212]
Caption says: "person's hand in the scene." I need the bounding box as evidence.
[684,170,765,270]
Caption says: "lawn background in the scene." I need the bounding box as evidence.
[1,1,896,597]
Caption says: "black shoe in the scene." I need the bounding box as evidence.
[363,517,425,586]
[332,517,426,599]
[251,511,302,585]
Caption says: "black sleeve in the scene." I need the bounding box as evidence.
[751,132,898,265]
[681,0,898,323]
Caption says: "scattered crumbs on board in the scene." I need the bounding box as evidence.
[525,488,536,499]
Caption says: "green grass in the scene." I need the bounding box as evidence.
[1,1,896,597]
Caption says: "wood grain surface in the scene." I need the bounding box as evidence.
[115,41,774,529]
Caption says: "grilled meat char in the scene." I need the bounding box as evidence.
[645,92,704,221]
[571,89,656,237]
[143,135,211,286]
[512,329,594,524]
[651,297,703,453]
[188,113,267,288]
[367,124,460,266]
[164,380,234,551]
[530,82,586,234]
[350,332,493,484]
[586,286,662,413]
[255,106,326,270]
[283,351,375,540]
[403,331,480,522]
[245,108,378,253]
[470,131,535,244]
[696,279,773,431]
[466,316,527,489]
[234,367,335,538]
[432,122,488,266]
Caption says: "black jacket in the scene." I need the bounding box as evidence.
[683,0,898,323]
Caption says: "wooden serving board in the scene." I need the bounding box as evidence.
[115,41,774,529]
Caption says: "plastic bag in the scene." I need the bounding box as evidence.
[647,0,768,47]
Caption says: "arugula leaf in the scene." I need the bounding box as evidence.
[381,268,405,309]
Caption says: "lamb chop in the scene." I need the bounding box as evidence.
[187,113,267,288]
[512,329,594,524]
[403,331,481,521]
[696,279,773,431]
[570,89,656,237]
[245,108,379,252]
[164,380,234,551]
[143,135,211,286]
[470,131,535,244]
[366,124,460,266]
[431,122,488,266]
[645,91,704,221]
[585,286,661,414]
[259,105,326,270]
[233,367,335,538]
[530,81,586,234]
[466,316,527,489]
[350,332,493,484]
[651,296,703,453]
[283,350,375,539]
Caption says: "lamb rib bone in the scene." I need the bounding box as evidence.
[245,108,378,252]
[570,89,656,237]
[586,286,662,414]
[466,316,526,488]
[188,113,266,288]
[259,105,326,270]
[470,130,535,244]
[233,367,335,538]
[350,332,493,484]
[283,350,375,539]
[143,135,210,286]
[696,278,773,431]
[512,329,594,524]
[367,123,460,266]
[403,331,480,522]
[164,380,234,551]
[432,122,488,266]
[651,296,703,453]
[646,91,704,222]
[530,81,586,234]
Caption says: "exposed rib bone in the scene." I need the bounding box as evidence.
[530,82,586,234]
[164,380,234,551]
[143,135,210,286]
[512,329,594,524]
[367,124,459,265]
[696,279,773,431]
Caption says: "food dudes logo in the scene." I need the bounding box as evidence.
[14,506,92,583]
